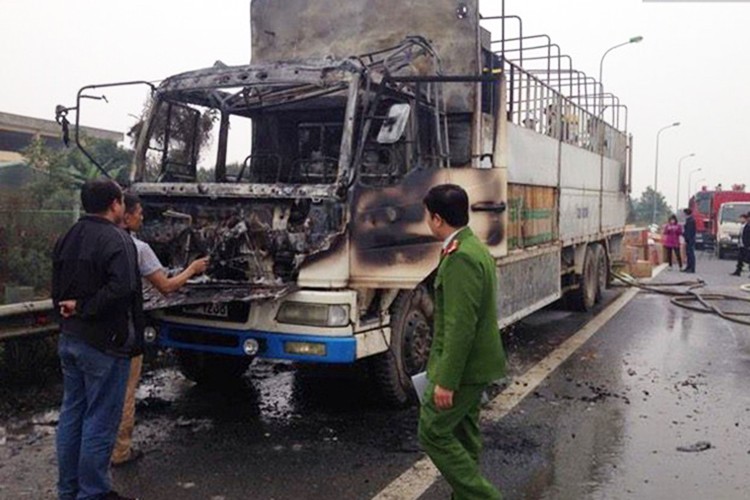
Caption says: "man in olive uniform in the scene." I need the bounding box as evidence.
[418,184,506,500]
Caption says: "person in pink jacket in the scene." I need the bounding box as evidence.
[663,214,683,269]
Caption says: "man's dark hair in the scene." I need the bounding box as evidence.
[423,184,469,227]
[124,192,142,215]
[683,208,692,216]
[80,178,123,214]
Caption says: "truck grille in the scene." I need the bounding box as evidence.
[168,328,240,348]
[165,301,251,323]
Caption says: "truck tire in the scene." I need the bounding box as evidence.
[594,244,608,303]
[566,244,598,312]
[370,285,434,408]
[176,349,252,385]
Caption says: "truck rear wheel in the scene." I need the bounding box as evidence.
[595,244,608,303]
[566,244,599,312]
[370,285,434,408]
[176,350,252,385]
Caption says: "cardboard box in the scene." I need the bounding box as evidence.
[624,245,644,264]
[623,228,648,248]
[629,260,653,278]
[649,244,663,265]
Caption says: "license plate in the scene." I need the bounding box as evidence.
[181,303,229,318]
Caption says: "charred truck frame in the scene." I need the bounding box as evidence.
[58,0,631,406]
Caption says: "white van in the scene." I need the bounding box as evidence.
[716,202,750,258]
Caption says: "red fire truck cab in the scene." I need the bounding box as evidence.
[688,184,750,249]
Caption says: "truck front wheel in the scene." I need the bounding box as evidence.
[370,285,434,408]
[176,350,252,385]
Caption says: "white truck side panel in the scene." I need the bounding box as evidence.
[559,142,601,191]
[602,156,625,193]
[507,123,559,186]
[507,123,626,243]
[559,188,601,243]
[602,192,629,232]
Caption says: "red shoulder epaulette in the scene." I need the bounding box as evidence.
[442,239,460,256]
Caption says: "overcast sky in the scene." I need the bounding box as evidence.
[3,0,749,209]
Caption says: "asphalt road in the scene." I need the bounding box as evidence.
[1,250,749,499]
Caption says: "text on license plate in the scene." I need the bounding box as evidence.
[181,303,229,318]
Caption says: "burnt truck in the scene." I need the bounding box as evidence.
[60,0,631,406]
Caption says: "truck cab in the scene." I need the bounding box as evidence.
[715,202,750,259]
[122,10,508,404]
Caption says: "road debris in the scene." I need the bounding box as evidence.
[676,441,713,453]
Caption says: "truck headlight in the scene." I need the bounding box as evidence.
[243,338,260,356]
[276,302,351,327]
[144,326,158,343]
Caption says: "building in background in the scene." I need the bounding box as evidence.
[0,111,122,189]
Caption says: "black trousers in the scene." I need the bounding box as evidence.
[666,246,682,268]
[685,240,696,271]
[736,247,749,273]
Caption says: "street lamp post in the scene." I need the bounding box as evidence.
[676,153,696,210]
[653,122,681,223]
[687,168,703,207]
[598,36,643,116]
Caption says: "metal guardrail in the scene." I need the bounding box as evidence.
[0,299,58,343]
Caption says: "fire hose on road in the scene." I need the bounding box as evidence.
[613,271,750,327]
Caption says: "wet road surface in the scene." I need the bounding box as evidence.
[424,252,750,499]
[1,251,749,499]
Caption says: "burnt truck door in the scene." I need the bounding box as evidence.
[350,74,509,288]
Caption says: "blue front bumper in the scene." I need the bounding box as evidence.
[156,322,357,364]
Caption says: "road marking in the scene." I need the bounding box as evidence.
[372,285,645,500]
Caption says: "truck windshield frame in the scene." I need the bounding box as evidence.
[720,204,750,224]
[132,62,362,194]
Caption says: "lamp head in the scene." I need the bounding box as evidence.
[629,36,644,43]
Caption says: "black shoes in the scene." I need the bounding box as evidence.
[731,271,742,276]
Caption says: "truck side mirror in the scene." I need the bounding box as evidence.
[55,105,72,147]
[377,103,410,144]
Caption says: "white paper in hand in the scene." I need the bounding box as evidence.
[411,371,428,404]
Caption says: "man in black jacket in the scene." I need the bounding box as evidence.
[682,208,697,273]
[52,178,143,500]
[731,213,750,276]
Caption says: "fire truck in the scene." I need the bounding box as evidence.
[688,184,750,249]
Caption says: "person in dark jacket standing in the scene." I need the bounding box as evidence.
[731,212,750,276]
[682,208,697,273]
[418,184,506,500]
[52,178,143,500]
